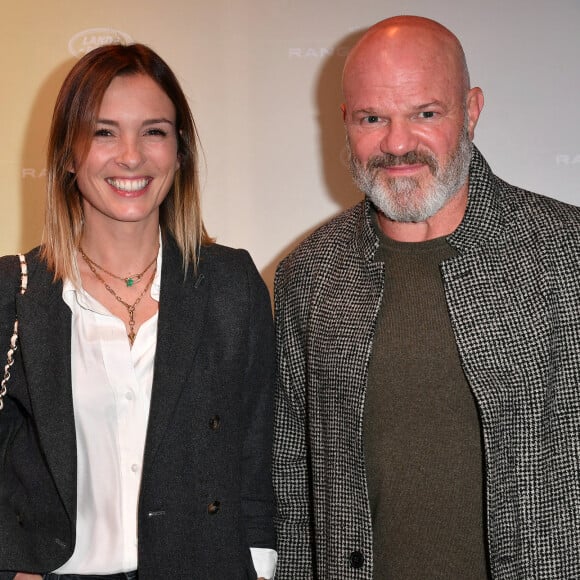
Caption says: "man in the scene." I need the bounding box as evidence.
[273,15,580,580]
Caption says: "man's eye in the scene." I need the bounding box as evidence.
[419,111,436,119]
[364,115,380,124]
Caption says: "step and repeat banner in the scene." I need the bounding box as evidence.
[1,0,578,291]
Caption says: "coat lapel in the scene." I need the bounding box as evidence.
[143,239,209,465]
[16,257,77,522]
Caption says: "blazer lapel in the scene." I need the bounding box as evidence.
[143,239,209,465]
[16,261,77,522]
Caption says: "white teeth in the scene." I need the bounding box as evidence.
[106,178,150,192]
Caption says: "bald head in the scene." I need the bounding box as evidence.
[343,16,470,103]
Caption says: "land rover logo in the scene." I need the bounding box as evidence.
[68,28,134,57]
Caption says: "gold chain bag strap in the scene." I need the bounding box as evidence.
[0,254,28,411]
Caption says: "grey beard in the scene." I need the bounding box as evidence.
[347,132,473,223]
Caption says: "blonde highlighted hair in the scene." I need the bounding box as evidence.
[40,43,212,281]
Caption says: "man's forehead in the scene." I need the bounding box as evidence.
[345,60,456,96]
[343,41,465,105]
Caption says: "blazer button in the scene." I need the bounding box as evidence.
[208,500,221,515]
[209,415,220,430]
[349,550,364,569]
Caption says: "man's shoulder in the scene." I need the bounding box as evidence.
[278,202,366,274]
[467,146,580,246]
[499,181,580,236]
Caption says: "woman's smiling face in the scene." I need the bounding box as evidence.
[72,73,180,231]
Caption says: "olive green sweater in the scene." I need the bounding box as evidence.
[364,218,489,579]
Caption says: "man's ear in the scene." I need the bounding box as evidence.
[466,87,484,140]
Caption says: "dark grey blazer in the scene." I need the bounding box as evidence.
[0,237,276,579]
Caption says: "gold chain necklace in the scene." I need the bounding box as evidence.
[79,249,157,346]
[78,247,157,287]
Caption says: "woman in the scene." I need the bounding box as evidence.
[0,44,276,579]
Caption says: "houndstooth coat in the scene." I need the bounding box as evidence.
[273,146,580,579]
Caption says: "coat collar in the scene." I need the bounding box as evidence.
[355,145,506,261]
[447,145,505,254]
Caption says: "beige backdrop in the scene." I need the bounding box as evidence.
[2,0,579,292]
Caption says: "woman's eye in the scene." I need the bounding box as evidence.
[94,128,113,137]
[145,128,167,137]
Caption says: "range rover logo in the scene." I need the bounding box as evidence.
[68,28,134,57]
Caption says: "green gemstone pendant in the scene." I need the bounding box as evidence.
[126,278,134,287]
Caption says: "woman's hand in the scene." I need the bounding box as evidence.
[14,574,43,580]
